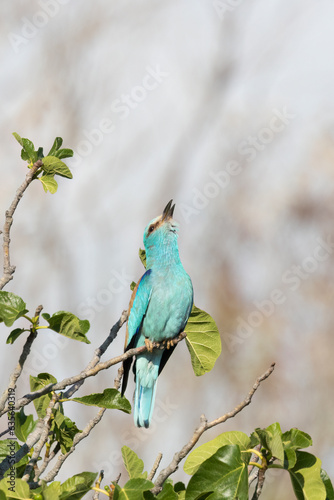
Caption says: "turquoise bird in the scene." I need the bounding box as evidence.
[121,200,193,428]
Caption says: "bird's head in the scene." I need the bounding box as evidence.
[143,200,180,266]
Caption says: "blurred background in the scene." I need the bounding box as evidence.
[1,1,334,497]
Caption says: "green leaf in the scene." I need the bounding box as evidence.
[37,146,44,159]
[174,482,186,493]
[185,305,221,376]
[20,150,29,161]
[184,431,250,475]
[48,137,63,156]
[0,478,31,499]
[122,446,147,479]
[139,248,147,268]
[6,328,26,344]
[14,408,36,442]
[54,148,73,159]
[59,471,97,500]
[0,291,28,327]
[289,451,326,500]
[50,410,81,454]
[185,445,248,500]
[284,447,297,469]
[43,481,61,500]
[117,478,154,500]
[30,372,57,418]
[321,469,334,500]
[42,311,90,343]
[42,155,73,179]
[157,483,178,499]
[70,388,131,413]
[12,132,23,146]
[254,422,284,463]
[130,281,137,291]
[40,175,58,194]
[0,490,6,500]
[21,138,37,163]
[282,428,312,470]
[282,428,312,451]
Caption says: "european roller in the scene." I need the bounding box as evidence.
[121,200,193,428]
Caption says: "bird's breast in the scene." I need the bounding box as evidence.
[141,270,193,342]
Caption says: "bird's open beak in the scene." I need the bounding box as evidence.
[162,199,175,220]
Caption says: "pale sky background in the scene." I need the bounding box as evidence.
[1,1,334,498]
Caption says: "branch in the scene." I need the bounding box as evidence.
[0,160,42,290]
[152,362,276,494]
[38,407,106,484]
[251,467,267,500]
[30,333,137,486]
[22,394,58,482]
[0,305,43,413]
[34,443,60,481]
[62,309,129,399]
[148,453,163,481]
[0,330,187,416]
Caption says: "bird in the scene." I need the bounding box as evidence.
[121,200,193,428]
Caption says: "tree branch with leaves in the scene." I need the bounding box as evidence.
[0,133,332,500]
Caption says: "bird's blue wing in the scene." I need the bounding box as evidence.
[121,269,152,397]
[126,269,152,347]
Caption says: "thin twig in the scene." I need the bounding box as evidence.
[151,363,276,494]
[0,331,187,416]
[248,444,261,486]
[34,444,60,480]
[113,366,124,392]
[93,470,105,500]
[0,160,42,290]
[0,305,43,413]
[251,467,267,500]
[22,393,58,482]
[148,453,163,481]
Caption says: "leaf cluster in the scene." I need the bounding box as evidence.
[12,133,74,194]
[0,472,97,500]
[108,424,333,500]
[0,291,90,345]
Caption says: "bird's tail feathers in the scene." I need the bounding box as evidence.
[134,353,161,428]
[134,378,157,428]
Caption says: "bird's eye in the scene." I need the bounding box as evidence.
[148,224,155,233]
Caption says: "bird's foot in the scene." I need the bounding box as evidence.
[144,338,155,352]
[166,338,177,350]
